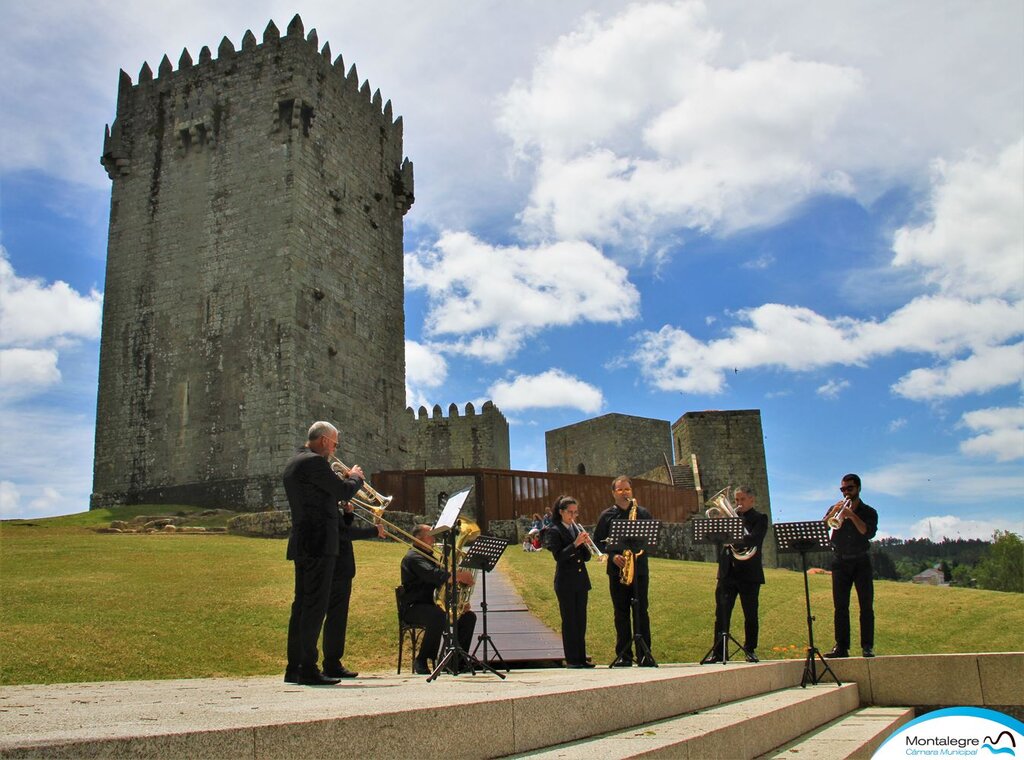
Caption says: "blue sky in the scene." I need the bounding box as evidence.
[1,1,1022,540]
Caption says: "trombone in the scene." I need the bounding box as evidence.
[329,456,444,565]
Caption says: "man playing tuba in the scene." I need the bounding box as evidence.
[398,524,477,675]
[703,486,768,663]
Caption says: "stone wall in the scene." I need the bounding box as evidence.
[404,402,510,472]
[545,413,672,478]
[92,15,413,512]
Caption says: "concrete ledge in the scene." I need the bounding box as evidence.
[825,652,1024,708]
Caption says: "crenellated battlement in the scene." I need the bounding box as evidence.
[404,400,506,422]
[101,14,413,215]
[403,401,511,470]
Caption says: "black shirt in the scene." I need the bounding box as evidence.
[594,503,653,577]
[830,501,878,556]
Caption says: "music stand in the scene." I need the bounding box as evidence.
[690,516,751,665]
[607,518,662,667]
[774,520,841,688]
[465,535,511,673]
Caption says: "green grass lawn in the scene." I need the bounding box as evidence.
[2,511,1021,685]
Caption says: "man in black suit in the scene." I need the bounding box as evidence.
[594,475,655,667]
[544,495,594,668]
[321,496,385,679]
[704,486,768,664]
[399,524,476,675]
[283,421,365,686]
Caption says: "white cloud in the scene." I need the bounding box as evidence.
[405,340,447,388]
[958,406,1024,462]
[889,418,907,433]
[488,369,604,413]
[406,231,638,362]
[0,348,61,400]
[500,2,865,246]
[817,379,850,399]
[892,342,1024,400]
[634,295,1023,395]
[0,247,103,346]
[892,140,1024,300]
[908,514,1024,542]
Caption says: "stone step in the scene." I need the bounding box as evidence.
[504,682,860,759]
[756,706,914,760]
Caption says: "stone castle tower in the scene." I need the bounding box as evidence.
[92,16,413,510]
[545,413,671,477]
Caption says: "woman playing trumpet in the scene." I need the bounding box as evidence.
[545,495,596,668]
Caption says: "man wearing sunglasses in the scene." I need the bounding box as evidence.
[824,473,878,659]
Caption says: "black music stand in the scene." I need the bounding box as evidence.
[691,516,751,665]
[607,518,662,667]
[774,520,842,688]
[465,535,511,673]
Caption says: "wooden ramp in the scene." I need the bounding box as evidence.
[469,562,564,667]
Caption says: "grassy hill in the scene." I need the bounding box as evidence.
[2,509,1021,685]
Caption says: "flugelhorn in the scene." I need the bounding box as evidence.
[824,498,851,530]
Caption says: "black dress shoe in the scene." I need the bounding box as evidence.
[610,659,633,667]
[701,654,723,664]
[862,648,875,658]
[567,663,588,669]
[323,664,359,678]
[745,650,759,663]
[284,667,299,684]
[824,647,849,658]
[297,668,342,686]
[637,658,657,667]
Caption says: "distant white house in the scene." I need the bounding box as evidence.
[912,567,945,585]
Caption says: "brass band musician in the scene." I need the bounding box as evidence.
[824,473,878,659]
[594,475,654,667]
[399,524,477,675]
[705,486,768,663]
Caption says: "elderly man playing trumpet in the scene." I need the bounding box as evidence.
[824,473,878,659]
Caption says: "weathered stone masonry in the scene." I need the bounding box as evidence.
[92,16,413,511]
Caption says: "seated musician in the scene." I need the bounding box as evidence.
[399,524,477,675]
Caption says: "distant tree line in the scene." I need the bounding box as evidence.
[772,531,1022,593]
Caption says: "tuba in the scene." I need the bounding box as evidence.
[704,487,757,561]
[439,519,481,616]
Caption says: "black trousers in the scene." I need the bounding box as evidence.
[609,574,650,660]
[832,554,874,650]
[322,568,353,669]
[555,587,589,665]
[403,603,477,664]
[287,556,336,670]
[713,578,760,656]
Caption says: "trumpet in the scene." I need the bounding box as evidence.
[578,528,608,563]
[824,499,851,530]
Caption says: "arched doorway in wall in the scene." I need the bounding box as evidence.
[576,463,586,475]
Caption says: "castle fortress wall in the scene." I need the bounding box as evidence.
[405,402,511,471]
[92,16,413,510]
[545,413,672,479]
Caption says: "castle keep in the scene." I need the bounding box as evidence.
[92,17,413,510]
